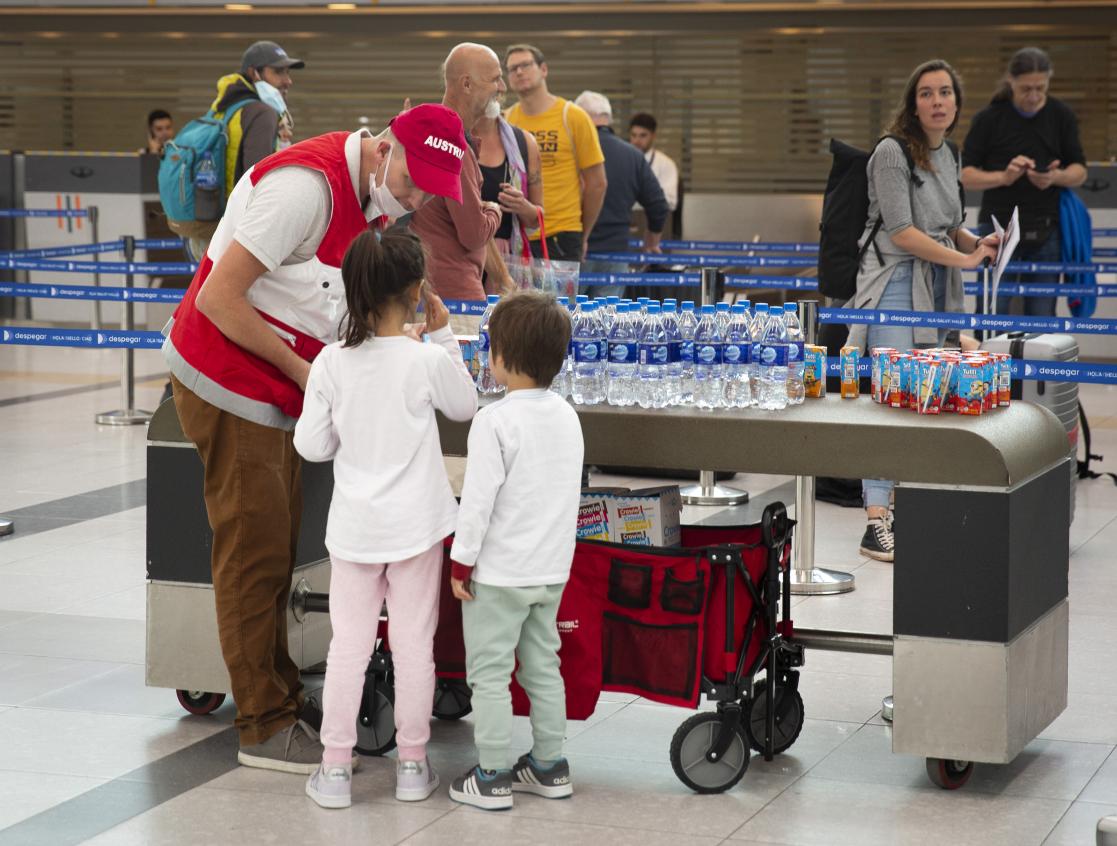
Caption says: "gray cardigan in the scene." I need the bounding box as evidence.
[848,138,965,352]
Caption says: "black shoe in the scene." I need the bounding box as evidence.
[511,753,573,799]
[860,518,894,563]
[449,765,514,810]
[298,694,323,733]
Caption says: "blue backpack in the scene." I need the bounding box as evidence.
[158,100,253,225]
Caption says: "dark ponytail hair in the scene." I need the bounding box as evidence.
[992,47,1053,103]
[340,230,426,348]
[886,58,964,172]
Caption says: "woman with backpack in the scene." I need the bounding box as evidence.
[850,58,998,562]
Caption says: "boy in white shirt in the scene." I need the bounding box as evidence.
[448,291,584,811]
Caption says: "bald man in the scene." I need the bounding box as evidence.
[411,43,506,310]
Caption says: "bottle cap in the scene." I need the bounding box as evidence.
[701,304,716,314]
[646,303,662,314]
[770,305,784,315]
[486,294,500,304]
[663,303,677,313]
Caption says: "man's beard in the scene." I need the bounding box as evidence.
[484,97,502,120]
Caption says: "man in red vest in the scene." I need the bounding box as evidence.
[163,104,466,773]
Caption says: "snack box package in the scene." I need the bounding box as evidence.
[955,361,987,416]
[804,344,827,398]
[890,353,913,409]
[576,487,632,542]
[609,486,683,547]
[984,358,998,412]
[840,345,860,398]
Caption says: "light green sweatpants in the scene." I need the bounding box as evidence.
[462,581,566,771]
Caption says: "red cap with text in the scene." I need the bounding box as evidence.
[390,104,466,204]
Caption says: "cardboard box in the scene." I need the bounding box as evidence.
[579,486,682,547]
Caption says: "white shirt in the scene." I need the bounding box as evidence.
[450,389,584,587]
[646,148,679,212]
[293,327,478,563]
[208,129,377,343]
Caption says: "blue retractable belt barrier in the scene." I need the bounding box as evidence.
[0,256,198,275]
[578,272,699,287]
[820,306,1117,335]
[134,238,187,250]
[0,241,126,260]
[0,282,185,303]
[0,209,89,218]
[626,239,819,253]
[0,326,164,349]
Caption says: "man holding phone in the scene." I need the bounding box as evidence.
[962,47,1087,317]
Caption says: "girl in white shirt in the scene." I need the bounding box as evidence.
[295,231,477,809]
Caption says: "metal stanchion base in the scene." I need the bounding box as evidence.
[679,484,750,506]
[0,518,13,537]
[95,409,153,426]
[882,695,894,722]
[784,567,856,595]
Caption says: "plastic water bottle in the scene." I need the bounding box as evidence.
[723,304,753,408]
[715,302,732,337]
[750,302,769,403]
[677,301,697,405]
[783,302,806,406]
[571,302,606,405]
[194,152,221,222]
[758,304,789,411]
[637,303,668,409]
[551,297,572,397]
[607,303,638,406]
[693,304,724,410]
[475,294,505,396]
[661,303,683,405]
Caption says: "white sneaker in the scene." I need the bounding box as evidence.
[396,758,439,802]
[306,762,352,809]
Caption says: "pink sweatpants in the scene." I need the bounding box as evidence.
[319,542,442,764]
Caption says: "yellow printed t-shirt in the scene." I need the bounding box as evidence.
[506,97,605,237]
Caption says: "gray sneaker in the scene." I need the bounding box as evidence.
[306,763,352,809]
[449,765,514,811]
[238,720,327,775]
[395,757,439,802]
[511,753,573,799]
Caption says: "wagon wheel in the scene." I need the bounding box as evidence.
[432,678,472,720]
[669,712,750,794]
[742,679,805,755]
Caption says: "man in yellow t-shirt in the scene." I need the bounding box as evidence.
[504,44,607,262]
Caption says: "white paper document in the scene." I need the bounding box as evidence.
[988,207,1021,311]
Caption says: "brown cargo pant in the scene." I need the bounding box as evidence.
[171,376,305,746]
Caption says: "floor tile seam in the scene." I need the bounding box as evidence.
[722,717,869,842]
[7,703,222,725]
[0,649,144,666]
[476,804,744,840]
[8,661,133,708]
[1037,802,1080,846]
[392,805,468,845]
[50,585,148,617]
[1067,744,1117,806]
[796,765,1098,804]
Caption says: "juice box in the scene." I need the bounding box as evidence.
[840,346,860,398]
[955,362,987,416]
[804,344,827,398]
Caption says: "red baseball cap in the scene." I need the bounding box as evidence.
[389,104,466,204]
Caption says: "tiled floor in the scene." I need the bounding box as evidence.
[2,345,1117,845]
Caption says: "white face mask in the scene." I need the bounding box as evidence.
[253,79,287,115]
[484,97,502,120]
[369,142,411,221]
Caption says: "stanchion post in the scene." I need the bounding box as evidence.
[788,299,855,595]
[96,235,152,426]
[88,206,101,331]
[680,267,750,507]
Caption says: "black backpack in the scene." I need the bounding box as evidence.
[817,136,961,302]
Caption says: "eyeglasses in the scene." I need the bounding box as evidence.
[506,60,536,75]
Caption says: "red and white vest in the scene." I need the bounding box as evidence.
[164,131,371,429]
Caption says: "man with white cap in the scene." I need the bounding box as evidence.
[164,104,467,773]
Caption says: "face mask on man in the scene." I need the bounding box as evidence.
[484,97,502,120]
[369,142,412,221]
[253,79,287,115]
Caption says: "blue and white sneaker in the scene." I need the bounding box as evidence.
[305,762,351,809]
[449,765,514,810]
[511,753,573,799]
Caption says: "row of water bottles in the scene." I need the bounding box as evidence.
[542,294,805,411]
